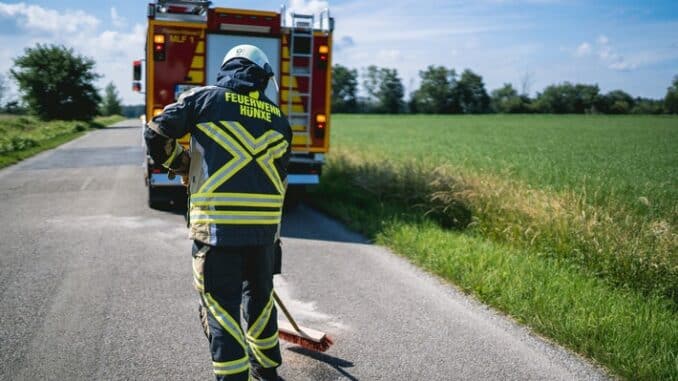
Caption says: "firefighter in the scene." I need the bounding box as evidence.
[144,44,291,381]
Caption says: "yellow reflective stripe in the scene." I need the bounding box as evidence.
[195,120,287,198]
[247,331,279,350]
[203,293,247,350]
[245,291,279,367]
[190,210,281,217]
[250,346,279,368]
[196,122,251,193]
[192,192,283,200]
[191,192,283,208]
[221,121,284,155]
[256,140,288,194]
[194,278,204,292]
[213,356,250,376]
[192,200,281,208]
[190,210,281,225]
[192,259,204,281]
[191,218,280,225]
[192,267,204,291]
[162,140,183,168]
[247,293,274,338]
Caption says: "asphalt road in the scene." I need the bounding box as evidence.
[0,120,610,380]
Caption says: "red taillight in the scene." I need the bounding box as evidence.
[315,114,326,138]
[133,60,142,81]
[153,34,166,61]
[132,82,141,92]
[317,45,329,69]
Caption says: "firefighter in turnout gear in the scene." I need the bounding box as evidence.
[144,44,291,381]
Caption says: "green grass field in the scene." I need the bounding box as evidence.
[0,114,124,168]
[310,114,678,380]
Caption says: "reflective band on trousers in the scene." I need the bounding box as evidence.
[203,293,247,350]
[213,356,250,376]
[246,292,279,368]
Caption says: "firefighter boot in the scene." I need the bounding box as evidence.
[250,364,279,381]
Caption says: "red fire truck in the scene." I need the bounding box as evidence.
[133,0,333,207]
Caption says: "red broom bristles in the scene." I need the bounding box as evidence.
[278,330,334,352]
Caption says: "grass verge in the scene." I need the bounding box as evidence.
[0,114,125,168]
[309,149,678,380]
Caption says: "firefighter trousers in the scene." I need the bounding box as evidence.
[192,241,281,381]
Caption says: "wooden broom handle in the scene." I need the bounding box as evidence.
[272,290,303,333]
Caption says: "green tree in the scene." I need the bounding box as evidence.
[100,82,123,116]
[331,64,358,113]
[631,97,663,114]
[411,65,460,113]
[377,68,404,113]
[362,65,381,110]
[361,65,404,113]
[490,83,531,113]
[664,75,678,114]
[597,90,634,114]
[534,82,599,113]
[457,69,490,113]
[10,44,101,120]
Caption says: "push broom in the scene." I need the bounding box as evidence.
[273,290,334,352]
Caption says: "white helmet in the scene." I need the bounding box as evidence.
[222,44,274,77]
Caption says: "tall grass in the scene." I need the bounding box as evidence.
[321,115,677,302]
[308,114,678,379]
[312,152,678,380]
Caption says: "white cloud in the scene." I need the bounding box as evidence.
[334,36,355,52]
[0,2,98,34]
[110,7,126,29]
[285,0,329,27]
[575,42,591,56]
[572,34,637,72]
[377,49,402,61]
[0,2,145,104]
[598,45,612,59]
[608,61,637,71]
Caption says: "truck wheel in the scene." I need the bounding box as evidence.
[284,186,305,210]
[148,186,163,209]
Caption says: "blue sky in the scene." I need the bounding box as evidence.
[0,0,677,104]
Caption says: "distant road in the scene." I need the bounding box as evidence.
[0,120,609,380]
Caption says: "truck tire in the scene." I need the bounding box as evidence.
[148,185,163,209]
[284,186,305,210]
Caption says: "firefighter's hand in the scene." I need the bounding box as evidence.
[174,150,191,175]
[181,174,189,187]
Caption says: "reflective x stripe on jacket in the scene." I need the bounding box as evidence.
[189,120,288,226]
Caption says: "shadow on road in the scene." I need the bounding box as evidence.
[287,347,359,381]
[281,204,368,245]
[156,201,368,245]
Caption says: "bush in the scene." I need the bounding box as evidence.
[10,44,101,121]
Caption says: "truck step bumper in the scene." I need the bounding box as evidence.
[149,173,184,186]
[287,174,320,185]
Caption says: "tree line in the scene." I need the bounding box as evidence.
[0,44,122,120]
[333,64,678,115]
[3,43,677,120]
